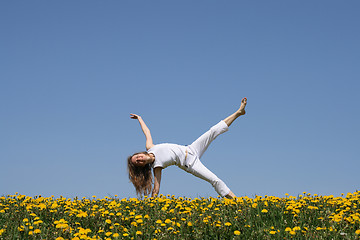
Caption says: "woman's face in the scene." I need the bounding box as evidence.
[131,153,149,167]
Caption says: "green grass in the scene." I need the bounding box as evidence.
[0,192,359,239]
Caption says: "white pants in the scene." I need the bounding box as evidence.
[185,121,231,197]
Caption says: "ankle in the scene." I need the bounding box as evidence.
[235,110,243,116]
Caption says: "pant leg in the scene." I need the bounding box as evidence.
[188,158,230,197]
[189,120,228,159]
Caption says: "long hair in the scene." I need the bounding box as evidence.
[127,152,153,196]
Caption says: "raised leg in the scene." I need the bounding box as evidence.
[189,97,247,159]
[189,121,229,159]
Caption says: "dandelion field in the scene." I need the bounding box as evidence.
[0,192,359,239]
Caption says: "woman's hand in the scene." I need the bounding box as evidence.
[130,113,141,119]
[130,113,154,150]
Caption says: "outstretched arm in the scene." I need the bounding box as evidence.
[152,167,162,197]
[130,114,154,150]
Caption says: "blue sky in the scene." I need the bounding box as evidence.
[1,1,359,199]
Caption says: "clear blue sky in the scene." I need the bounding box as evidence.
[1,1,359,199]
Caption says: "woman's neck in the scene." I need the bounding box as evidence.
[148,153,155,164]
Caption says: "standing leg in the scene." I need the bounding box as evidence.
[189,158,235,198]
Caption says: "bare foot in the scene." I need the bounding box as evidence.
[225,191,237,199]
[237,97,247,115]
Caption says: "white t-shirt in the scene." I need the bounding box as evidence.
[147,143,188,169]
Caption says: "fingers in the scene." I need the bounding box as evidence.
[130,113,140,119]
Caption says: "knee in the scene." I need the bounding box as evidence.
[211,178,223,188]
[210,121,229,135]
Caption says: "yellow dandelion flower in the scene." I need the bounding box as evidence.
[225,222,232,226]
[187,222,193,227]
[234,230,241,235]
[113,233,119,237]
[261,209,268,213]
[79,228,91,234]
[123,233,129,237]
[308,206,319,210]
[316,227,326,230]
[76,211,88,218]
[105,219,112,224]
[34,229,41,234]
[56,223,69,229]
[270,231,277,234]
[34,220,44,225]
[105,232,112,237]
[355,230,360,235]
[293,226,301,231]
[136,231,142,235]
[290,231,296,235]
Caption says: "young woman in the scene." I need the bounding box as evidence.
[127,97,247,199]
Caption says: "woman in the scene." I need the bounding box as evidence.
[127,97,247,199]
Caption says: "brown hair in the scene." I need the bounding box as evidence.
[127,152,153,196]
